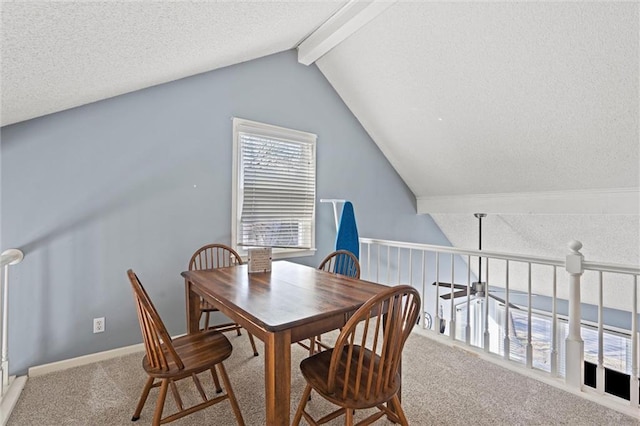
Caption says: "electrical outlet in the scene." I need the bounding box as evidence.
[93,317,105,333]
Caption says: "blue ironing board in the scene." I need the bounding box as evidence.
[335,201,359,260]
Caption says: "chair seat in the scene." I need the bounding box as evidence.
[143,330,232,379]
[299,345,400,409]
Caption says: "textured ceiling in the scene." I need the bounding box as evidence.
[0,1,344,125]
[316,1,639,199]
[1,1,638,268]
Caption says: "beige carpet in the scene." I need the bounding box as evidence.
[8,330,640,425]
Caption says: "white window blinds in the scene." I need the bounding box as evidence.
[233,118,316,251]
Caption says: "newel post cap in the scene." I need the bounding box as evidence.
[567,240,583,253]
[566,240,584,274]
[0,248,24,266]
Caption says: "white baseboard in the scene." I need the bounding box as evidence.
[28,333,189,377]
[0,375,27,426]
[28,343,144,377]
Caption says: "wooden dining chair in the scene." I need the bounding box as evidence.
[127,269,245,426]
[303,250,361,355]
[318,249,360,279]
[292,284,420,426]
[189,243,258,356]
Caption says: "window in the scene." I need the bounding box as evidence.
[232,118,316,258]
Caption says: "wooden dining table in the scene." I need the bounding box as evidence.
[181,260,389,425]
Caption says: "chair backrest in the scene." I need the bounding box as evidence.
[127,269,183,371]
[189,243,243,271]
[327,285,420,402]
[318,250,360,279]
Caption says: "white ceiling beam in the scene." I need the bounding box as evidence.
[417,188,640,215]
[297,0,396,66]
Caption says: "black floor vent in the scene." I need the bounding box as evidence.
[584,361,639,403]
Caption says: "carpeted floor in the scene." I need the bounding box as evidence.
[8,329,640,425]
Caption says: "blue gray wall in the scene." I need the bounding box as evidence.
[1,51,451,374]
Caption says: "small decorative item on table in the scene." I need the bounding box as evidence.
[248,247,272,273]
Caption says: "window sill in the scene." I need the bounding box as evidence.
[272,248,317,260]
[237,247,317,263]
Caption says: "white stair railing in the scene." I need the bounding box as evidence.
[359,237,640,412]
[0,248,24,425]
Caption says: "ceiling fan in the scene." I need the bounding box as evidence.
[433,213,517,308]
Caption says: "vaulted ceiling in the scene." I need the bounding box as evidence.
[2,1,638,265]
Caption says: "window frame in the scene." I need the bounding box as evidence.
[231,117,317,260]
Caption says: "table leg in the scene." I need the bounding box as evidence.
[264,330,291,425]
[185,279,200,334]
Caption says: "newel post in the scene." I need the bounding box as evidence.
[565,240,584,390]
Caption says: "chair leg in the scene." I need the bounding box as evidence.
[152,379,169,426]
[169,380,184,411]
[308,337,315,356]
[132,376,154,421]
[390,394,409,426]
[203,311,211,330]
[216,363,245,426]
[247,332,259,356]
[192,373,208,401]
[345,406,354,426]
[210,367,223,393]
[292,384,312,426]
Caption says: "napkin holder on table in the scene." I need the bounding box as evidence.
[247,247,272,273]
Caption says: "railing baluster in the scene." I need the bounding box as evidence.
[396,247,401,284]
[597,271,604,394]
[376,243,380,282]
[366,242,371,280]
[1,263,7,393]
[421,250,427,330]
[386,245,390,284]
[504,260,510,361]
[631,274,638,408]
[408,249,413,287]
[551,265,558,377]
[526,262,533,369]
[450,253,455,340]
[466,255,471,344]
[0,264,9,399]
[484,258,490,352]
[435,252,441,334]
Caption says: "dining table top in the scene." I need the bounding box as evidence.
[181,260,390,333]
